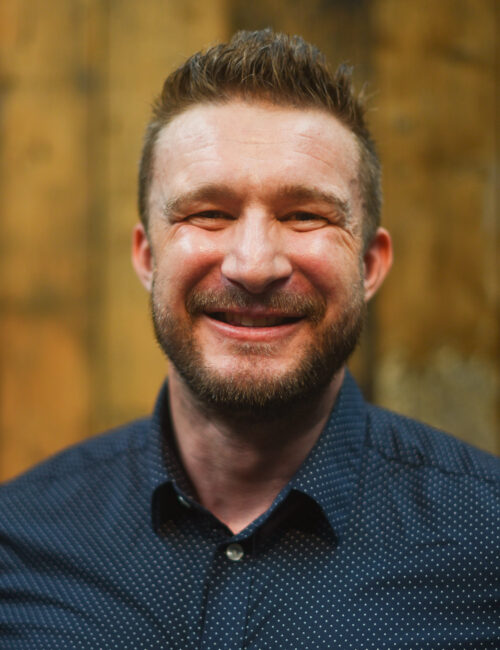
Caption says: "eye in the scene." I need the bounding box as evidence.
[291,212,321,221]
[281,212,329,231]
[188,210,235,229]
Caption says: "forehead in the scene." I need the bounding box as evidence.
[151,100,360,206]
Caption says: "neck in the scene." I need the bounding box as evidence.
[167,368,345,534]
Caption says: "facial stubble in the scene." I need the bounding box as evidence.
[151,280,366,419]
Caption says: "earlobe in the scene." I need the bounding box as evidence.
[363,227,393,302]
[131,223,154,292]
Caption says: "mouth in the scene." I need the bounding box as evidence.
[207,312,302,328]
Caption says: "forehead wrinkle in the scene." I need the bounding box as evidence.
[295,129,359,170]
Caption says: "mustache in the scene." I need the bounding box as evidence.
[186,287,327,324]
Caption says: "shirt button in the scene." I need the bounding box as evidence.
[225,543,244,561]
[177,495,191,508]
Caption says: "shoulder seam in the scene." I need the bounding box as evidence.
[365,439,500,488]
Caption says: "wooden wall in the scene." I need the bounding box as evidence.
[1,0,498,481]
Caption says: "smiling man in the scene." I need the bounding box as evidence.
[132,96,386,534]
[1,29,499,649]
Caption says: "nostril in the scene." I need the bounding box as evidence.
[221,251,293,294]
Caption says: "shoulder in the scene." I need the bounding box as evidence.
[0,417,152,514]
[364,404,500,486]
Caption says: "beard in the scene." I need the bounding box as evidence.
[151,281,365,419]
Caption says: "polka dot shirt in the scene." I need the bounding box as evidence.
[1,372,499,648]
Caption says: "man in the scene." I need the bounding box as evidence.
[1,29,499,649]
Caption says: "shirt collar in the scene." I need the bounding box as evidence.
[147,370,368,541]
[147,381,185,495]
[289,370,368,540]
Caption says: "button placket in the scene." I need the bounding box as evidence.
[200,540,252,649]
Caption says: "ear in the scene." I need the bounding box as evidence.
[362,227,393,302]
[131,223,154,292]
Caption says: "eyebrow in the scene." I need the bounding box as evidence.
[162,185,240,218]
[162,183,351,223]
[276,184,352,224]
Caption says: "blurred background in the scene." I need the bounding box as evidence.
[0,0,498,481]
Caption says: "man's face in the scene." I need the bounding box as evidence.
[138,100,380,415]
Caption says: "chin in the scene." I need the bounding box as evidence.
[167,333,355,419]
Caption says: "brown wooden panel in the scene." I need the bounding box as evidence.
[371,0,498,452]
[0,0,96,480]
[0,314,89,478]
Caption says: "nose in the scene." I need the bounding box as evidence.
[220,211,293,294]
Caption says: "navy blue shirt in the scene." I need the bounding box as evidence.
[1,372,499,649]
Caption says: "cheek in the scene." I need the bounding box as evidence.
[289,232,361,295]
[154,228,224,298]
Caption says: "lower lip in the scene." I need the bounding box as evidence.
[201,314,304,342]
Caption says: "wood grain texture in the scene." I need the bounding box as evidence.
[371,0,499,452]
[1,0,93,479]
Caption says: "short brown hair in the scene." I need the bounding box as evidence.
[138,29,381,247]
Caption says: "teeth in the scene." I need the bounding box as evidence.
[223,313,287,327]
